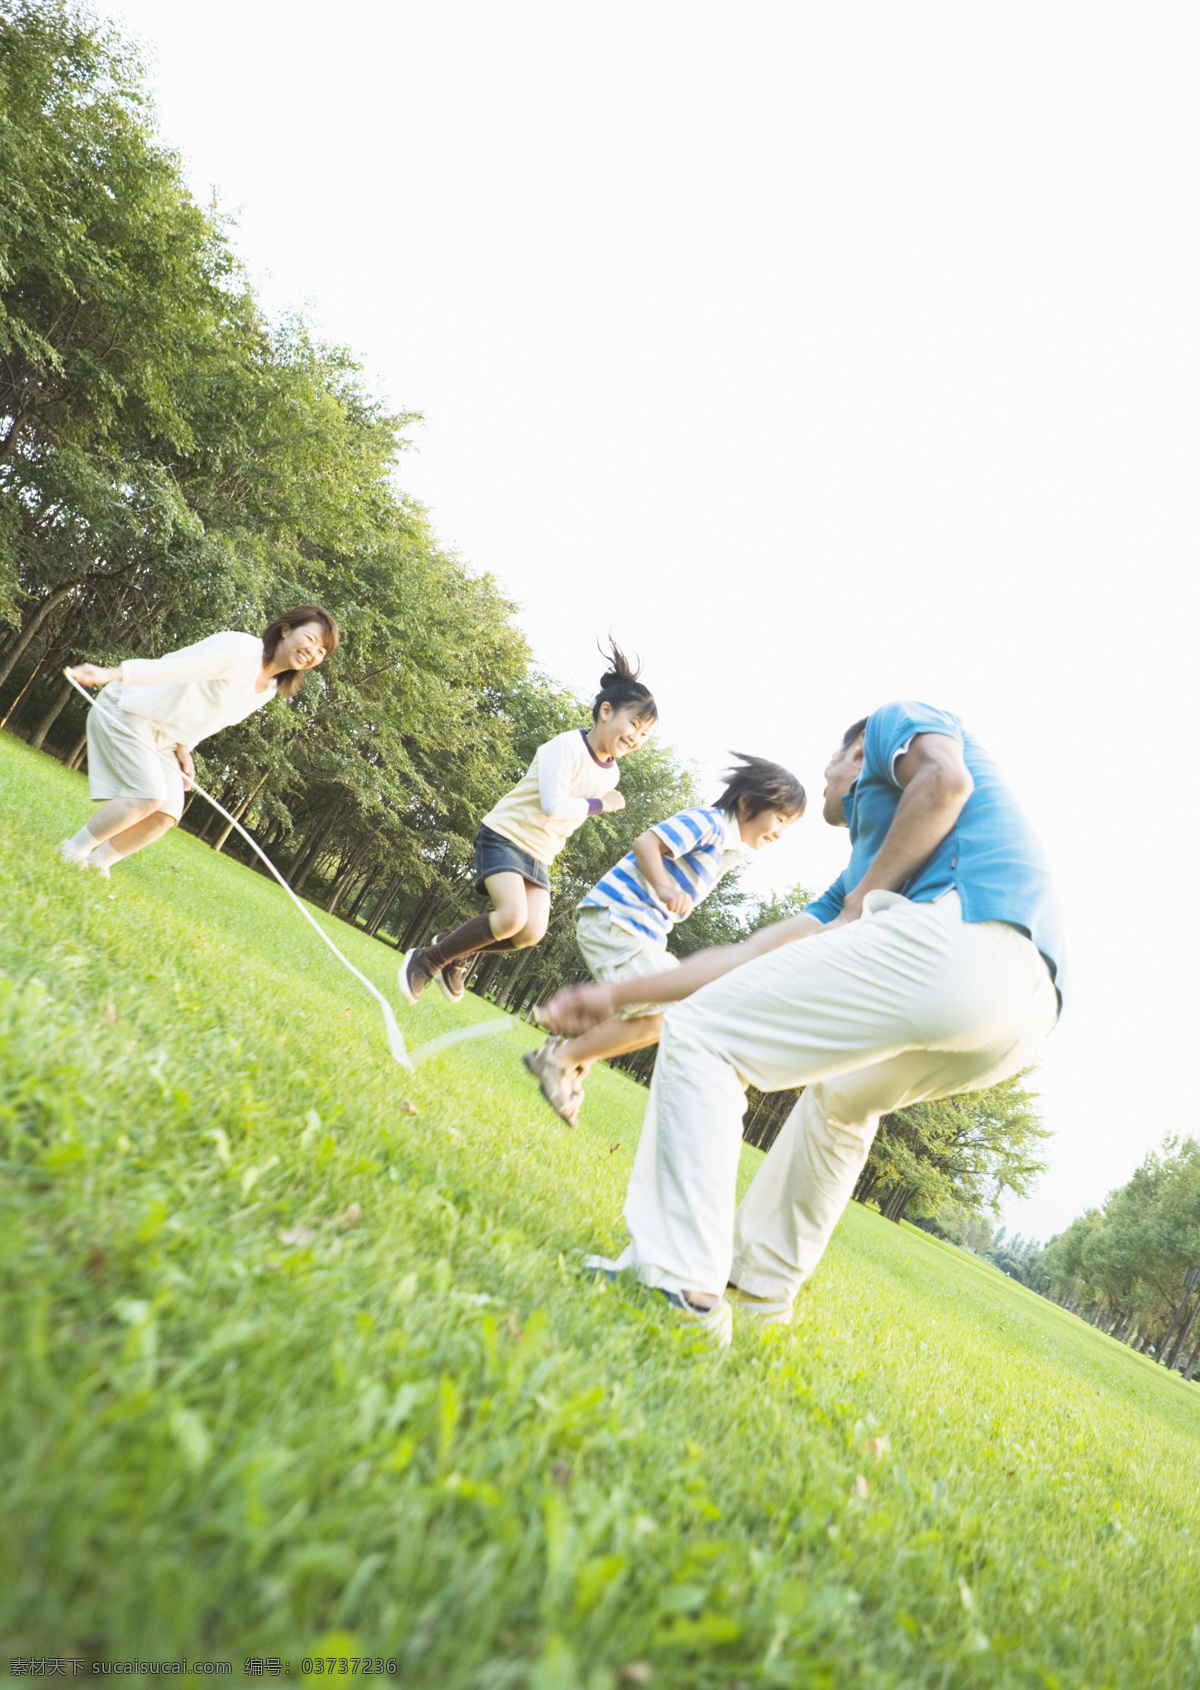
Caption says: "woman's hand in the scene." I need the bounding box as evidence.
[174,744,195,791]
[601,790,626,813]
[534,981,617,1035]
[67,663,121,688]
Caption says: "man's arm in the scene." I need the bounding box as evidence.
[828,731,972,927]
[536,908,824,1034]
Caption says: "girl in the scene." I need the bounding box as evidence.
[524,754,806,1125]
[59,606,338,877]
[398,644,657,1006]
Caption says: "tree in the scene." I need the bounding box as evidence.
[853,1070,1049,1224]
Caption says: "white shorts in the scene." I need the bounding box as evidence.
[575,907,680,1019]
[86,686,185,821]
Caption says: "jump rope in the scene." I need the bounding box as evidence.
[63,669,513,1073]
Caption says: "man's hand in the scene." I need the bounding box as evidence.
[174,744,195,790]
[535,981,617,1035]
[600,790,626,813]
[67,663,120,688]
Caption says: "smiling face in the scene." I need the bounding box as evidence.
[737,800,803,850]
[592,700,655,759]
[275,620,330,674]
[822,733,865,826]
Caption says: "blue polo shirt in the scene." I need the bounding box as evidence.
[806,702,1066,1007]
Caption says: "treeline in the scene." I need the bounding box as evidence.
[0,0,796,1015]
[0,1,1053,1212]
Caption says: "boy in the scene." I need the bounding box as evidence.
[523,753,805,1125]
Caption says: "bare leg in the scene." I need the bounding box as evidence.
[104,813,175,860]
[559,1012,663,1073]
[83,796,161,845]
[497,883,551,950]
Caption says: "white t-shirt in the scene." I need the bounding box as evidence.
[481,728,619,864]
[105,631,277,750]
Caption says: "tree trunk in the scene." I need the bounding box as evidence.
[347,869,381,923]
[0,650,52,730]
[289,806,341,893]
[27,677,75,750]
[396,883,442,950]
[365,872,406,938]
[326,836,372,914]
[0,583,76,692]
[66,726,89,771]
[212,771,270,853]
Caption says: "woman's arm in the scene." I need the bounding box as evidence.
[536,908,825,1034]
[115,632,257,689]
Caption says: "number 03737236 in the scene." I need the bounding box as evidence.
[301,1661,398,1676]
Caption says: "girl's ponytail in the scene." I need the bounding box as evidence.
[592,640,658,724]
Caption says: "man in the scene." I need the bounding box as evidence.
[536,702,1064,1346]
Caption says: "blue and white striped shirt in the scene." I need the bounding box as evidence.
[579,805,746,945]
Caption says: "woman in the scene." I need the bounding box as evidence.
[59,605,338,877]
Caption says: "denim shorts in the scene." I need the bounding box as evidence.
[473,824,552,897]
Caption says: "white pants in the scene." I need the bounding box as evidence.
[575,907,680,1019]
[613,891,1058,1301]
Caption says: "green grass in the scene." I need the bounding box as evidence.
[2,731,1198,1689]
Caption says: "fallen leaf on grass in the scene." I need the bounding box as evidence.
[83,1247,107,1279]
[342,1009,351,1020]
[336,1202,363,1229]
[280,1226,316,1247]
[865,1437,889,1461]
[103,1002,117,1028]
[399,1100,420,1116]
[607,1142,622,1154]
[551,1459,572,1487]
[619,1668,653,1686]
[854,1474,870,1500]
[505,1315,523,1341]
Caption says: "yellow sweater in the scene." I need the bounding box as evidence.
[482,729,619,864]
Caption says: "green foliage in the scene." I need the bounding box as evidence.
[3,734,1200,1688]
[854,1071,1050,1225]
[1040,1138,1200,1358]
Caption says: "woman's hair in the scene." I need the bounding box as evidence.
[592,639,657,725]
[713,753,806,821]
[261,605,339,698]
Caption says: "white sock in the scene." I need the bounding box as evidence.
[92,841,121,868]
[65,825,99,857]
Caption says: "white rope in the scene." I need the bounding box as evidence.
[63,670,514,1072]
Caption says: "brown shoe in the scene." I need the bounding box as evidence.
[523,1037,584,1127]
[397,948,440,1005]
[430,936,469,1005]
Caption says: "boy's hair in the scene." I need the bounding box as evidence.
[262,604,339,698]
[713,753,805,821]
[592,639,658,725]
[842,716,868,748]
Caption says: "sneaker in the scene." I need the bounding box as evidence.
[58,839,90,868]
[397,948,439,1006]
[523,1037,583,1127]
[430,936,468,1006]
[582,1254,621,1281]
[726,1284,794,1327]
[656,1289,733,1347]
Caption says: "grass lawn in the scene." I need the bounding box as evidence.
[2,731,1198,1689]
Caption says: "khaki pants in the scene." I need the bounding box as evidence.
[612,891,1058,1301]
[575,907,680,1019]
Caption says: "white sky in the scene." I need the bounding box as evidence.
[111,0,1199,1240]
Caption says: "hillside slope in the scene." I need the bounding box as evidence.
[1,734,1197,1688]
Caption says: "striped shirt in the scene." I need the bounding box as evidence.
[579,805,746,945]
